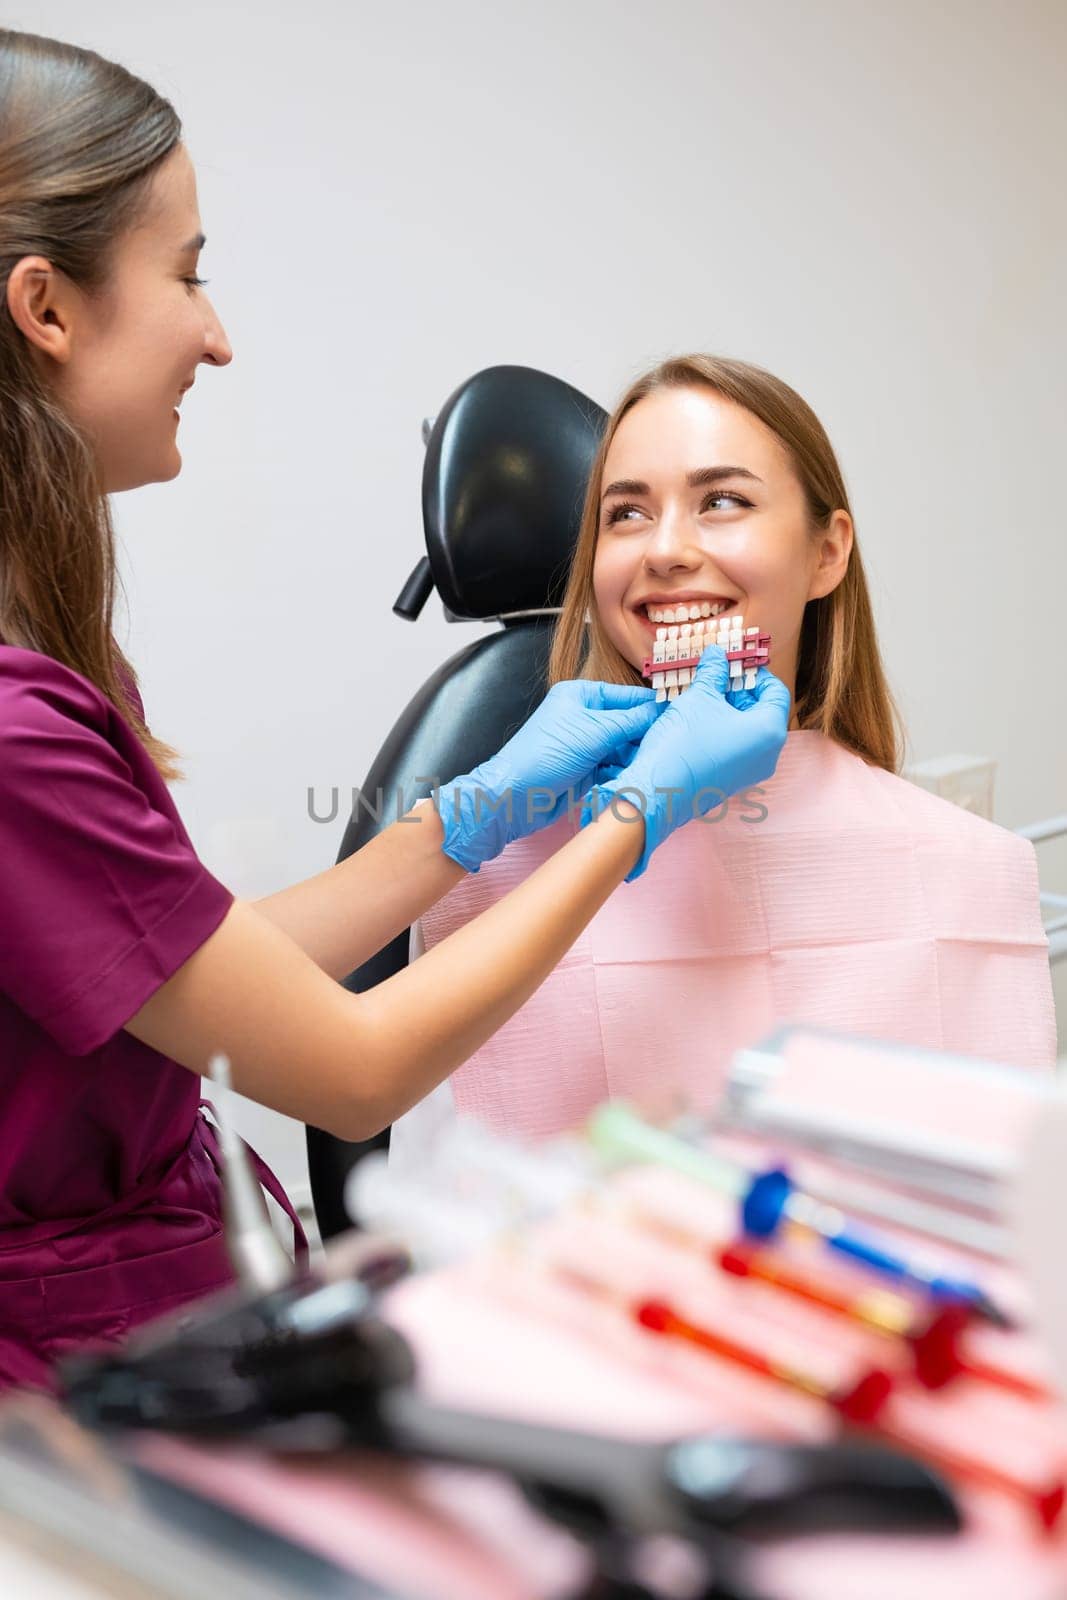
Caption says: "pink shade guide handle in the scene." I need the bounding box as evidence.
[641,631,772,682]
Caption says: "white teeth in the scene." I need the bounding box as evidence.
[644,600,735,624]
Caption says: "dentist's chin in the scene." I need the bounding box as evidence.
[158,441,184,482]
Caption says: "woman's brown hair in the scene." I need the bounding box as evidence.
[549,355,903,773]
[0,28,183,778]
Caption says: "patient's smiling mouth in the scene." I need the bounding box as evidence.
[636,597,740,625]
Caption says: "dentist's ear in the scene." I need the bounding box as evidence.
[806,508,854,602]
[6,256,78,365]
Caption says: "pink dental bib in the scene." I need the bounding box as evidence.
[416,730,1056,1141]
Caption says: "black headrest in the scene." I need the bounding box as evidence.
[396,365,607,623]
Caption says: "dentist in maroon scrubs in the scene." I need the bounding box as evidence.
[0,30,790,1390]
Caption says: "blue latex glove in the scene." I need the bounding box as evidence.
[582,645,791,880]
[437,680,663,872]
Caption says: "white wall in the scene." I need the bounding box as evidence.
[11,0,1067,1201]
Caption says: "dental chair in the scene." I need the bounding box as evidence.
[306,365,607,1241]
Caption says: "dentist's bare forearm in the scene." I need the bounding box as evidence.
[124,803,643,1142]
[353,801,643,1125]
[252,801,464,980]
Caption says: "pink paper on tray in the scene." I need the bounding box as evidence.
[124,1149,1067,1600]
[381,1251,1067,1600]
[414,730,1056,1143]
[129,1245,1067,1600]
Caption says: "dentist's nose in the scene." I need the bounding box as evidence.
[201,298,233,368]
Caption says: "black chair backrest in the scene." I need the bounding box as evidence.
[307,366,606,1240]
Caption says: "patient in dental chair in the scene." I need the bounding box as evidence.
[390,355,1056,1169]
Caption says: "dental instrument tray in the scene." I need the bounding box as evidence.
[59,1265,959,1549]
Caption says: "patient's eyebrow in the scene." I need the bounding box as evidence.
[687,465,762,489]
[601,465,763,499]
[180,232,207,253]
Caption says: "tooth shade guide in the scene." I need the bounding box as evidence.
[643,617,771,700]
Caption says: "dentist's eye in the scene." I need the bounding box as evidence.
[183,276,209,290]
[702,490,752,511]
[604,501,644,526]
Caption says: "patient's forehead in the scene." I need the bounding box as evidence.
[605,386,792,486]
[115,144,203,275]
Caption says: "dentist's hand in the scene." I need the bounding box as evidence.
[582,646,791,880]
[436,680,663,872]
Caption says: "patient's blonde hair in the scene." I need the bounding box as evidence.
[548,355,903,773]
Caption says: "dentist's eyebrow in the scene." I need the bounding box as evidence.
[601,465,762,500]
[180,232,207,253]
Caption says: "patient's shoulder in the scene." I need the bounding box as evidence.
[863,759,1034,864]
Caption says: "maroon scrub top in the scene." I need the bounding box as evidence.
[0,644,253,1388]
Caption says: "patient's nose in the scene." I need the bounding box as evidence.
[642,504,702,573]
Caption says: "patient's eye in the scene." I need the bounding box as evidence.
[604,501,644,526]
[702,490,752,511]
